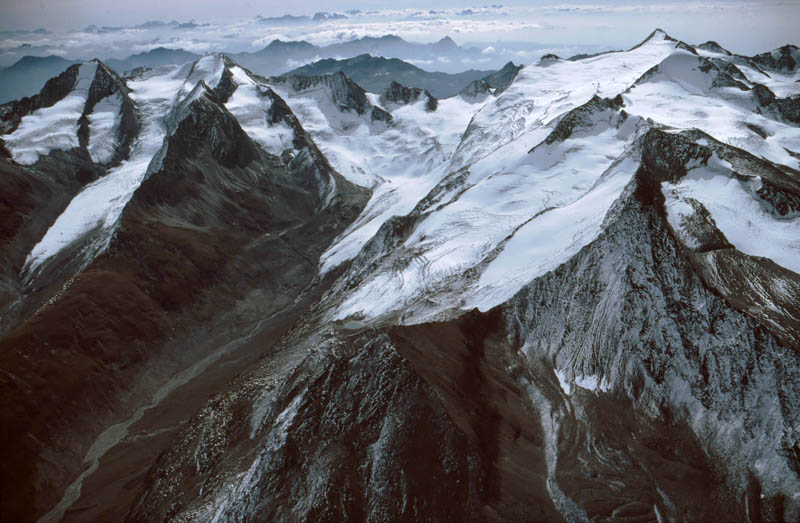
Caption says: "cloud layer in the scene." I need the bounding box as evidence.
[1,2,797,69]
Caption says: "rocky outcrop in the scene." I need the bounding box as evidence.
[751,44,800,72]
[698,40,732,56]
[752,83,800,124]
[77,60,138,166]
[481,61,523,94]
[539,94,626,147]
[380,81,438,112]
[275,71,393,123]
[698,57,750,90]
[459,79,493,101]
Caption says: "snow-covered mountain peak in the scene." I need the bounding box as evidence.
[631,28,676,49]
[2,62,97,165]
[317,29,800,327]
[17,55,248,280]
[450,32,677,173]
[697,40,733,56]
[0,58,138,167]
[270,71,393,127]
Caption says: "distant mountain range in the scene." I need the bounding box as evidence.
[105,47,201,75]
[0,35,524,103]
[230,35,510,76]
[255,11,351,25]
[282,54,508,99]
[0,56,80,104]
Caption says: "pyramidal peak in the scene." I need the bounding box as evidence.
[629,27,677,50]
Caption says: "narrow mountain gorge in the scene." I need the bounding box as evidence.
[0,29,799,522]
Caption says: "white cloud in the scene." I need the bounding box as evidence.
[405,58,434,66]
[285,55,321,68]
[0,2,796,65]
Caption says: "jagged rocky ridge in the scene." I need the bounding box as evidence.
[380,81,438,112]
[459,61,524,101]
[0,29,799,522]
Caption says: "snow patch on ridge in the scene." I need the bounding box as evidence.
[268,79,463,274]
[452,30,676,172]
[332,107,643,323]
[474,156,639,311]
[662,154,800,275]
[3,62,97,165]
[225,66,294,155]
[87,92,123,164]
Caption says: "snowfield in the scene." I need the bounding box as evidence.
[663,154,800,275]
[225,66,294,155]
[87,92,123,164]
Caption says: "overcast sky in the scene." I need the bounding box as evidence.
[0,1,797,63]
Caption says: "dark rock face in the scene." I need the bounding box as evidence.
[0,150,106,337]
[675,40,698,55]
[752,83,800,124]
[211,59,238,103]
[496,172,799,522]
[128,329,490,522]
[79,61,138,166]
[751,44,800,72]
[279,72,371,115]
[639,127,800,347]
[640,128,712,182]
[163,87,258,169]
[379,81,438,112]
[459,79,492,100]
[481,61,523,94]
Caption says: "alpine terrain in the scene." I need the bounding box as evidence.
[0,29,799,522]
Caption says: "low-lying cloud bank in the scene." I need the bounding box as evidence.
[0,2,797,69]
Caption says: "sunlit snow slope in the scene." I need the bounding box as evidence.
[316,29,800,324]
